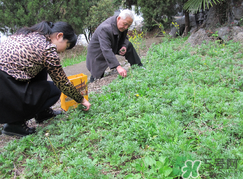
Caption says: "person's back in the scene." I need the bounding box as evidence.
[0,32,52,80]
[88,16,115,49]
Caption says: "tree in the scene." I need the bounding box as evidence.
[83,0,117,42]
[56,0,90,35]
[183,0,226,35]
[183,0,222,12]
[137,0,183,31]
[0,0,122,44]
[183,5,190,36]
[0,0,55,33]
[0,0,89,35]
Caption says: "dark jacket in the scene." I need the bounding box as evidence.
[86,15,129,78]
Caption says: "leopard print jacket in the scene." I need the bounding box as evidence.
[0,32,83,103]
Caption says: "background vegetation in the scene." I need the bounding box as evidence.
[0,0,227,41]
[0,0,117,40]
[1,35,243,178]
[58,45,87,67]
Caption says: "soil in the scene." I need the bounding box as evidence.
[0,34,163,150]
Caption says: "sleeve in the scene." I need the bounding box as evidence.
[98,26,120,69]
[43,46,84,103]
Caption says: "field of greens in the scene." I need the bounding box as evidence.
[1,37,243,178]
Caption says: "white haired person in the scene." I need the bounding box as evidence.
[0,21,91,137]
[86,9,144,82]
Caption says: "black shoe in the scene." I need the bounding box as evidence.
[89,75,95,83]
[2,122,36,137]
[35,108,62,123]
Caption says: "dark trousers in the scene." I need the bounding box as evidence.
[0,69,61,124]
[123,42,143,66]
[33,69,61,113]
[90,42,143,82]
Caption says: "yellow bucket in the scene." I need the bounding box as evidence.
[60,73,88,111]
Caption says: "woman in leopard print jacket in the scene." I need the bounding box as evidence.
[0,21,91,137]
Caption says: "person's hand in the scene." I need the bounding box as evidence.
[119,47,127,55]
[116,65,127,77]
[81,98,91,111]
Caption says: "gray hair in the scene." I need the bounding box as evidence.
[119,9,134,21]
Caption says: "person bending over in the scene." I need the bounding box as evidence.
[0,21,91,137]
[86,9,143,82]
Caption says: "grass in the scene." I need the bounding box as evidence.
[1,37,243,178]
[61,55,86,67]
[59,45,87,67]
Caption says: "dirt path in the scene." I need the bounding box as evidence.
[0,36,163,150]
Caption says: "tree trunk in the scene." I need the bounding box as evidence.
[184,11,190,36]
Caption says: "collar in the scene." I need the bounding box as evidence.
[111,16,120,35]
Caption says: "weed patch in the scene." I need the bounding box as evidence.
[1,38,243,178]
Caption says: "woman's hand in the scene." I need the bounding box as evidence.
[81,98,91,111]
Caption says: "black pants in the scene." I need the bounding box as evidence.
[123,42,143,66]
[32,69,61,113]
[90,42,143,82]
[0,69,60,124]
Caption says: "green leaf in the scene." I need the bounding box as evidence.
[144,156,156,167]
[163,167,173,177]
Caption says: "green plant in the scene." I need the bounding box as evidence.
[212,31,219,38]
[1,37,243,178]
[45,133,60,166]
[83,0,116,42]
[172,21,180,36]
[125,156,174,178]
[239,18,243,26]
[128,29,146,56]
[152,18,171,39]
[137,0,181,30]
[184,0,223,12]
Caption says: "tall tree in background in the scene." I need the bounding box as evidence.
[137,0,183,31]
[83,0,116,42]
[0,0,121,43]
[183,0,190,36]
[0,0,57,33]
[57,0,89,35]
[0,0,89,35]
